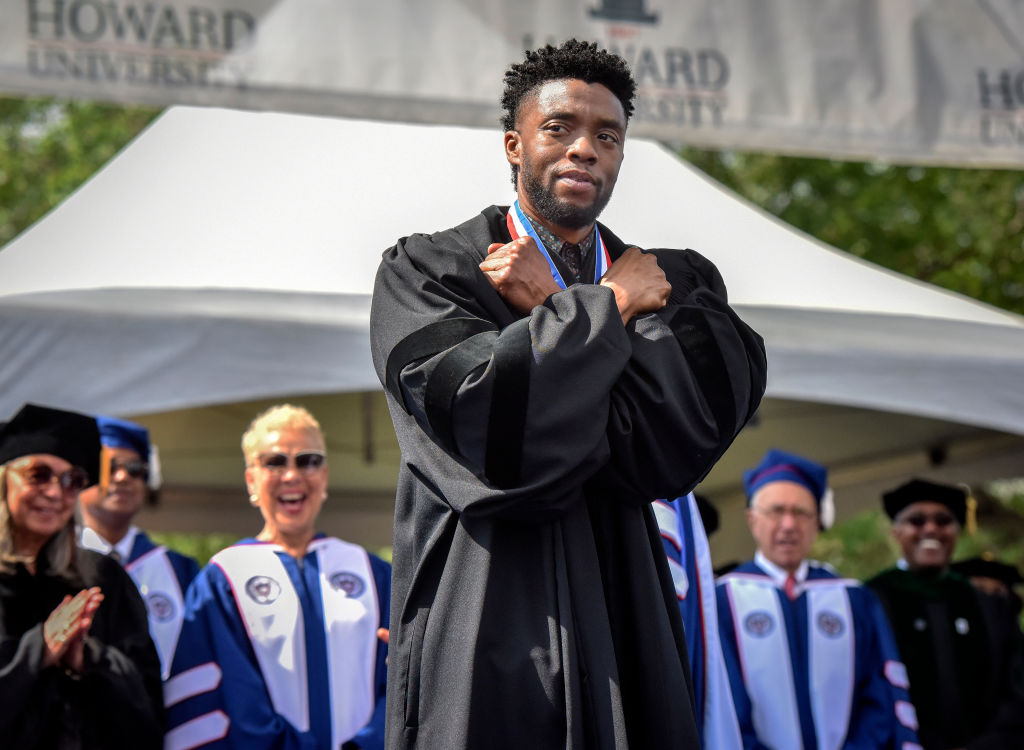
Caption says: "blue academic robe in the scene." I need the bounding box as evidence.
[656,496,743,749]
[126,530,200,594]
[716,560,921,750]
[164,536,390,750]
[80,527,200,678]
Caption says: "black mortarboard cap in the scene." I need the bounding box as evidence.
[882,478,967,525]
[0,404,100,485]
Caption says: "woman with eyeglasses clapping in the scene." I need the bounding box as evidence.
[0,403,164,750]
[165,404,390,750]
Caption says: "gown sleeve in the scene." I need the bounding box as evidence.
[0,622,61,742]
[164,564,319,750]
[78,560,165,748]
[841,587,921,749]
[0,559,164,750]
[599,247,766,503]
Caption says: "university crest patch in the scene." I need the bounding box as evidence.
[146,592,176,622]
[743,610,774,637]
[245,575,282,604]
[329,571,366,597]
[816,610,845,638]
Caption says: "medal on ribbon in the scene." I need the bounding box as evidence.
[506,199,611,289]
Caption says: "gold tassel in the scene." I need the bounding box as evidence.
[966,493,978,536]
[98,445,113,495]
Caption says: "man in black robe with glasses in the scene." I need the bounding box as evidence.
[371,39,767,749]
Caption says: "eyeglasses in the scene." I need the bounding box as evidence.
[10,464,90,492]
[110,459,148,480]
[754,504,817,523]
[257,451,326,473]
[899,512,956,528]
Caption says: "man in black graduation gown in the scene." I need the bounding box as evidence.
[867,479,1024,750]
[370,40,767,749]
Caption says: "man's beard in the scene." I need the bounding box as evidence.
[519,158,613,230]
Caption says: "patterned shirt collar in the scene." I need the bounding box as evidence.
[524,214,596,258]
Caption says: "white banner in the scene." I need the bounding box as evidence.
[3,0,1024,166]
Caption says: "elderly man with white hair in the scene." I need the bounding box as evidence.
[716,449,920,750]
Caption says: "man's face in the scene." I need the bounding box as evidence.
[505,78,626,231]
[78,446,147,523]
[892,500,959,572]
[746,481,820,573]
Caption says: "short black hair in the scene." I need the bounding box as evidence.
[500,39,636,185]
[501,39,636,132]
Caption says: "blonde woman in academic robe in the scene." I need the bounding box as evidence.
[164,404,390,750]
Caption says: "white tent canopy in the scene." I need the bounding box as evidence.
[5,106,1024,553]
[2,106,1023,434]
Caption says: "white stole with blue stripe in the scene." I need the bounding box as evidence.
[126,545,185,680]
[723,574,855,750]
[213,538,379,745]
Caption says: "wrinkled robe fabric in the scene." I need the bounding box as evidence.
[370,206,768,749]
[0,544,164,750]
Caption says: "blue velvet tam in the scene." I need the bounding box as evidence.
[743,448,828,506]
[95,415,150,459]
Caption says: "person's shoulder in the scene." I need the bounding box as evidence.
[318,536,389,567]
[163,547,202,582]
[864,567,902,590]
[161,546,200,567]
[76,546,119,577]
[77,547,138,591]
[716,559,768,587]
[645,246,728,301]
[387,206,507,259]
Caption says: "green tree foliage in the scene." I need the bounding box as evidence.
[681,148,1024,584]
[681,149,1024,316]
[0,96,160,248]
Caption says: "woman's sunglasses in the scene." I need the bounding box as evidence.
[12,464,90,492]
[258,451,326,473]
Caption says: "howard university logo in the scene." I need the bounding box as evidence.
[146,592,176,622]
[743,611,775,637]
[245,575,282,605]
[816,610,845,638]
[329,571,366,597]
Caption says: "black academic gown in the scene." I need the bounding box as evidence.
[0,542,165,750]
[370,206,767,749]
[868,567,1024,750]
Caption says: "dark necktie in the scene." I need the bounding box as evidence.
[561,242,583,282]
[108,550,122,564]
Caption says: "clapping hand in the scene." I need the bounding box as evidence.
[42,587,104,673]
